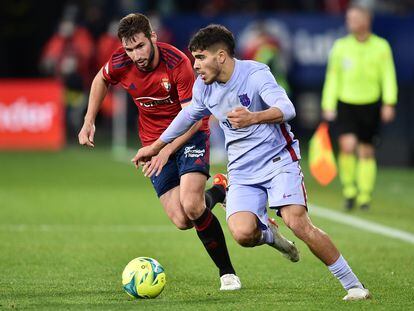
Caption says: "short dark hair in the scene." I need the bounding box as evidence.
[188,24,235,57]
[117,13,152,41]
[348,4,373,19]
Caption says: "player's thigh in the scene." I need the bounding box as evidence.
[175,131,210,218]
[267,161,308,217]
[150,157,180,198]
[159,186,192,230]
[226,184,268,229]
[176,131,211,180]
[149,157,190,228]
[179,172,208,219]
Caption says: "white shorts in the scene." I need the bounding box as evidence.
[226,161,308,226]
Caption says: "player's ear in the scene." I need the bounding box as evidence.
[217,50,226,64]
[150,31,157,44]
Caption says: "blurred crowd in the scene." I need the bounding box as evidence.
[38,4,174,140]
[37,0,414,142]
[169,0,414,15]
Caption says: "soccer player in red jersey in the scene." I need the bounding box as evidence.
[78,13,240,290]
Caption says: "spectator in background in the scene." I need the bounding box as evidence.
[321,4,398,210]
[241,22,291,94]
[323,0,350,14]
[96,20,122,70]
[147,12,174,44]
[40,18,94,142]
[96,19,122,119]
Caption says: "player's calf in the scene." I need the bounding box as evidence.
[205,173,227,210]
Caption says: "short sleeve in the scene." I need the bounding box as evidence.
[102,49,132,85]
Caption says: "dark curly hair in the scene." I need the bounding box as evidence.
[117,13,152,41]
[188,24,235,57]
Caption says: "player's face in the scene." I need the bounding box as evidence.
[122,32,157,71]
[346,8,371,34]
[192,49,222,85]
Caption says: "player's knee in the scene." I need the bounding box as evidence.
[180,194,204,219]
[230,226,256,247]
[172,217,193,230]
[284,216,309,239]
[168,212,193,230]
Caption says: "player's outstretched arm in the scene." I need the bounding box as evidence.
[131,139,167,169]
[141,120,203,177]
[132,105,205,174]
[78,69,109,147]
[140,145,171,178]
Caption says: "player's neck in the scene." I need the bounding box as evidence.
[150,45,160,69]
[217,58,235,84]
[353,30,371,42]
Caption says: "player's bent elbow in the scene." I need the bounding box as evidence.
[283,108,296,122]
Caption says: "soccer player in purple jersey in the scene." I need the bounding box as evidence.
[133,24,371,301]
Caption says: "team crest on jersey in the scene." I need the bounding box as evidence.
[161,78,171,92]
[238,93,251,107]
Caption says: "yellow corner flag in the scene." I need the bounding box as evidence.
[309,122,337,186]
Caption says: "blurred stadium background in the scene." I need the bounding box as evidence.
[1,0,414,309]
[2,0,414,164]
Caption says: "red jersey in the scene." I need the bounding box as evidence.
[102,42,209,146]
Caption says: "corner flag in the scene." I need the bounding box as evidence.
[309,122,337,186]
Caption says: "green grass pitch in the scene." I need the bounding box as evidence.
[1,148,413,310]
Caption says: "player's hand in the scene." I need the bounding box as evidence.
[322,110,337,122]
[381,105,395,123]
[131,145,158,169]
[227,107,255,129]
[141,147,171,177]
[78,122,96,147]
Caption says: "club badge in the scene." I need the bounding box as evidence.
[161,78,171,92]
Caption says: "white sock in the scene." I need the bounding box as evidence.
[328,255,363,290]
[258,227,274,245]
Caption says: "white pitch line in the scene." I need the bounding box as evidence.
[0,224,175,233]
[2,206,413,245]
[309,204,414,245]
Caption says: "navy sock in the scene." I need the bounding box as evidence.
[193,208,235,276]
[205,185,226,210]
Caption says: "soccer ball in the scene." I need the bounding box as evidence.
[122,257,166,299]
